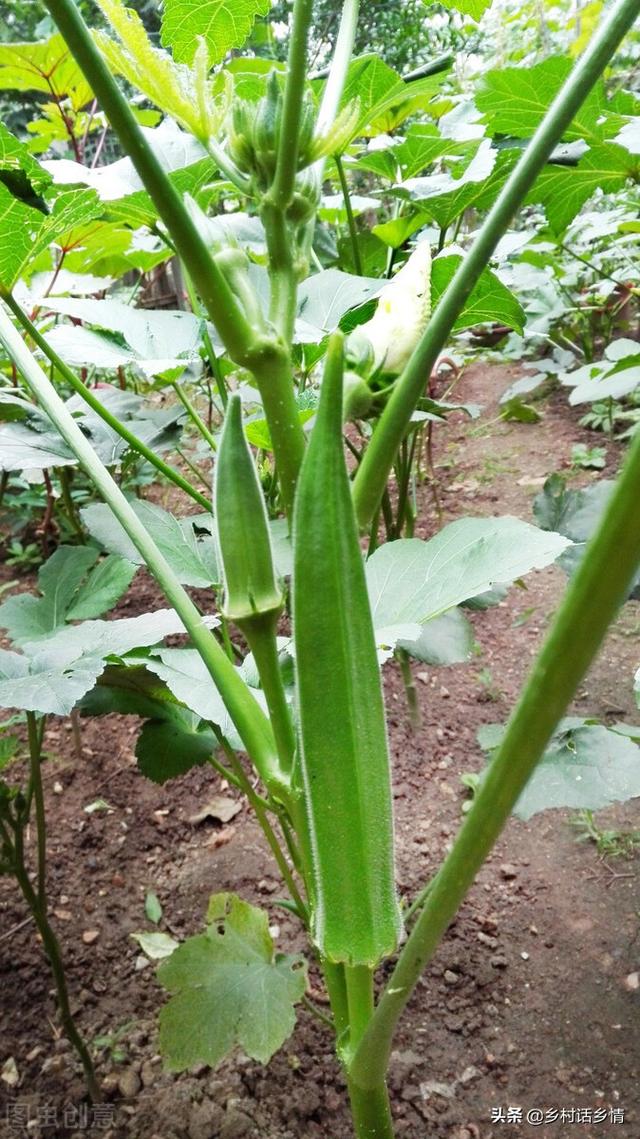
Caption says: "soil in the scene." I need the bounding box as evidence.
[1,363,639,1139]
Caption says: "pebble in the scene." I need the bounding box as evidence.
[624,971,639,991]
[443,969,460,986]
[499,863,518,880]
[118,1069,141,1099]
[220,1109,255,1138]
[490,955,508,969]
[82,929,100,945]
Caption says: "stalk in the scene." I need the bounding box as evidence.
[351,0,640,530]
[43,0,307,518]
[171,381,218,453]
[344,967,394,1139]
[271,0,315,211]
[335,154,363,275]
[350,423,640,1090]
[43,0,258,367]
[0,303,282,796]
[5,293,212,511]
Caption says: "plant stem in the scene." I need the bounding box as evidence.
[350,422,640,1090]
[335,154,363,275]
[26,713,47,907]
[10,778,101,1101]
[218,736,307,920]
[5,293,212,511]
[344,967,395,1139]
[396,650,420,729]
[57,468,86,543]
[0,303,282,798]
[243,615,296,777]
[272,0,314,211]
[351,0,640,530]
[315,0,359,141]
[172,381,218,453]
[43,0,259,368]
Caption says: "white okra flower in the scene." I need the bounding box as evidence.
[354,241,432,376]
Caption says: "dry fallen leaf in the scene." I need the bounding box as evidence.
[189,796,241,826]
[206,825,236,850]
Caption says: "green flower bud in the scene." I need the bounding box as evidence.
[342,370,374,421]
[214,395,283,628]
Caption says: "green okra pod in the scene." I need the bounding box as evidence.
[214,394,284,629]
[292,333,402,967]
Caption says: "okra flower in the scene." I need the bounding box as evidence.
[352,241,432,376]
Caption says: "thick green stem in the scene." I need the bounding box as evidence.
[5,293,212,511]
[0,304,281,796]
[344,967,395,1139]
[251,349,306,518]
[43,0,258,367]
[352,0,640,530]
[271,0,315,210]
[350,423,640,1090]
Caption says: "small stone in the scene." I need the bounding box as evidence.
[520,951,530,961]
[53,781,63,795]
[443,969,460,986]
[624,972,639,992]
[491,955,508,969]
[499,864,517,880]
[458,1065,480,1086]
[220,1109,254,1138]
[135,955,151,971]
[118,1069,141,1099]
[1,1057,19,1087]
[82,929,100,945]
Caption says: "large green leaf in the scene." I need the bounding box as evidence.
[161,0,270,64]
[435,0,493,19]
[397,144,517,230]
[533,475,640,597]
[158,893,307,1069]
[0,646,105,717]
[398,608,476,665]
[476,57,607,143]
[0,546,135,645]
[0,183,103,291]
[528,143,637,233]
[0,35,93,109]
[83,502,219,587]
[136,713,216,782]
[432,254,525,333]
[479,719,640,820]
[44,296,207,378]
[366,516,570,629]
[297,270,380,337]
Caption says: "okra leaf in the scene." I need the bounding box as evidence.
[431,254,524,333]
[297,269,380,337]
[366,516,570,627]
[398,608,477,665]
[137,712,216,782]
[158,893,307,1069]
[476,57,607,144]
[0,646,105,717]
[533,476,640,597]
[0,546,136,644]
[437,0,492,17]
[161,0,270,64]
[142,647,264,752]
[478,719,640,819]
[82,501,219,588]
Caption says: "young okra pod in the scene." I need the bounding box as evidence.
[292,333,402,967]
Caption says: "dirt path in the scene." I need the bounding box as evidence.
[1,363,639,1139]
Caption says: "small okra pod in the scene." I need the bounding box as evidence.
[292,333,402,967]
[214,394,283,630]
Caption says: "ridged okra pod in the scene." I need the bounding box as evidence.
[214,395,295,784]
[292,333,402,966]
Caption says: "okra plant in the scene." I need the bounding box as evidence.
[2,0,640,1136]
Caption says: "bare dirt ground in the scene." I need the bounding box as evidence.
[1,362,639,1139]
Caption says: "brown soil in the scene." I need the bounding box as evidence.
[1,363,639,1139]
